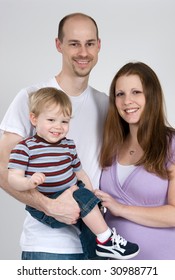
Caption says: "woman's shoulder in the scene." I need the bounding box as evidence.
[169,130,175,147]
[166,130,175,165]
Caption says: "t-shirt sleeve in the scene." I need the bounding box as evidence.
[0,88,35,138]
[69,140,82,171]
[8,141,30,171]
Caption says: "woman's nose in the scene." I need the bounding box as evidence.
[123,94,133,105]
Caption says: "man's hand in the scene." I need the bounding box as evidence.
[45,185,80,225]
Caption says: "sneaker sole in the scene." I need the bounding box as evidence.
[96,248,140,260]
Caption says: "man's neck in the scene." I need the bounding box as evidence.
[55,72,89,96]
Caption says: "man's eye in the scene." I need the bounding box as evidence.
[70,43,79,47]
[86,42,95,47]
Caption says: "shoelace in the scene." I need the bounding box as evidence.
[111,227,127,247]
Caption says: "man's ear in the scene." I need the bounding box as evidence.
[97,38,101,52]
[55,38,62,53]
[30,112,37,126]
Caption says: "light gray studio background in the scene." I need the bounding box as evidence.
[0,0,175,260]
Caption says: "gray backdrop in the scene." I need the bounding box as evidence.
[0,0,175,259]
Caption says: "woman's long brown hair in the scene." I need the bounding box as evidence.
[100,62,175,178]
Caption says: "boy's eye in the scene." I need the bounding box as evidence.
[62,119,70,124]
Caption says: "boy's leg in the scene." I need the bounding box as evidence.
[73,181,109,235]
[74,181,140,260]
[73,181,102,259]
[73,181,101,218]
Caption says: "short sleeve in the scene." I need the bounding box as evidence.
[8,141,30,171]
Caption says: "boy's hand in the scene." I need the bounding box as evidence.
[28,172,45,189]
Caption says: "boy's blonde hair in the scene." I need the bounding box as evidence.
[29,87,72,117]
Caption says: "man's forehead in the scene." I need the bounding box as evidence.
[67,39,97,43]
[63,17,97,37]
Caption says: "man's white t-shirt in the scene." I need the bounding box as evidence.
[0,77,108,254]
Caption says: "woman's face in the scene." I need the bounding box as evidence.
[114,74,146,126]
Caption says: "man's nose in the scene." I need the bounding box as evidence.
[78,45,88,56]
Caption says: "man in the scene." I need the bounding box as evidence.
[0,13,108,259]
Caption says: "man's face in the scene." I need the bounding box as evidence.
[56,16,101,78]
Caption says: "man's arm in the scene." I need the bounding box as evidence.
[0,132,80,224]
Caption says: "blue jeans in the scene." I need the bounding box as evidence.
[21,251,105,260]
[21,251,106,260]
[25,181,100,260]
[22,251,87,260]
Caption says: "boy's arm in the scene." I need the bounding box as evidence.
[75,169,93,191]
[8,169,46,191]
[0,132,80,224]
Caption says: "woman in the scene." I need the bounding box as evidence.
[95,62,175,259]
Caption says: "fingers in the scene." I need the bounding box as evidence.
[94,189,105,196]
[94,189,108,201]
[30,172,45,187]
[49,190,80,225]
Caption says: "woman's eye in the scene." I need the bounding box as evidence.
[115,92,123,97]
[133,90,142,94]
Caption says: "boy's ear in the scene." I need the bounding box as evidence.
[30,112,37,126]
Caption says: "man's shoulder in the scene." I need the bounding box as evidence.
[89,86,109,108]
[37,77,58,89]
[89,86,108,100]
[89,86,107,95]
[24,77,57,94]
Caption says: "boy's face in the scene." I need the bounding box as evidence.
[30,104,71,143]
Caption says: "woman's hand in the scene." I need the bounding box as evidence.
[94,189,123,217]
